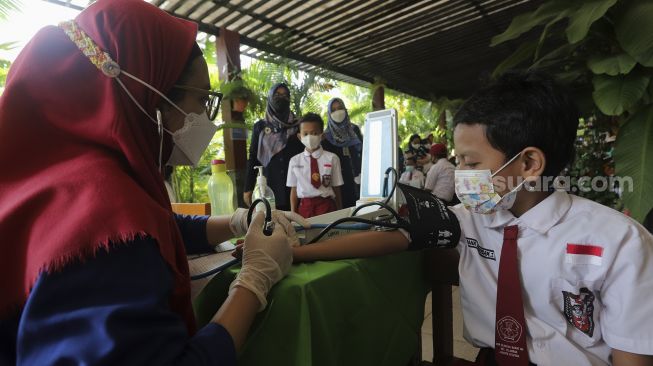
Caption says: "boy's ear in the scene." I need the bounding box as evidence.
[297,132,301,139]
[521,146,546,180]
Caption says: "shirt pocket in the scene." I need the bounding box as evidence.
[550,277,603,348]
[322,162,333,176]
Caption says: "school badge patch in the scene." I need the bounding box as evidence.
[322,174,331,187]
[562,287,595,337]
[497,315,523,343]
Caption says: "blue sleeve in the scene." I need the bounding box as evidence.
[174,213,213,254]
[16,238,236,366]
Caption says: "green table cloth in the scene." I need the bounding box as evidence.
[193,251,429,366]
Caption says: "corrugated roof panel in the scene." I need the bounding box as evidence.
[45,0,546,99]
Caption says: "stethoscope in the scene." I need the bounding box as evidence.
[190,168,405,280]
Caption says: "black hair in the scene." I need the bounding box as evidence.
[409,134,421,143]
[453,70,579,177]
[165,43,204,103]
[299,112,324,132]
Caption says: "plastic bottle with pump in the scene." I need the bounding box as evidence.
[252,166,276,212]
[208,159,235,215]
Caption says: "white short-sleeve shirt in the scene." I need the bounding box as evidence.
[424,158,455,202]
[399,169,425,189]
[451,191,653,365]
[286,146,344,199]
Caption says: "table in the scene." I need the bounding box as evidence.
[193,250,429,366]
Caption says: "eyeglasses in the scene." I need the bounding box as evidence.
[173,85,223,121]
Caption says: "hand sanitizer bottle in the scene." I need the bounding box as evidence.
[252,166,276,212]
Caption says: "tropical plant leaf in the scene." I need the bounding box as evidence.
[492,42,537,79]
[202,33,217,67]
[615,1,653,67]
[490,0,573,46]
[566,0,618,44]
[592,72,650,115]
[614,105,653,222]
[0,41,18,51]
[0,0,20,20]
[554,68,585,86]
[587,53,637,76]
[530,42,579,70]
[217,122,252,131]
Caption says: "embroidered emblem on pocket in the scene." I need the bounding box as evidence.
[563,287,595,337]
[322,174,331,187]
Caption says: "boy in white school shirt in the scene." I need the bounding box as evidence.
[289,72,653,365]
[399,159,425,188]
[287,113,343,218]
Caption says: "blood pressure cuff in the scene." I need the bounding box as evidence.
[395,183,461,250]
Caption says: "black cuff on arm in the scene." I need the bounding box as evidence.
[395,183,461,251]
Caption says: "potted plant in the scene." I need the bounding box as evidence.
[219,79,254,113]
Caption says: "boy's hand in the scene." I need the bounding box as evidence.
[243,191,252,207]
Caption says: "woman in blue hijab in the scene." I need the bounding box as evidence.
[244,83,304,210]
[322,98,363,208]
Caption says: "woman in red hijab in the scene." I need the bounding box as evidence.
[0,1,306,364]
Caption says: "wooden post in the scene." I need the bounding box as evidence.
[372,84,385,111]
[438,110,447,144]
[216,27,247,208]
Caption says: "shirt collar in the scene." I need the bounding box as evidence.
[303,146,323,158]
[482,190,572,234]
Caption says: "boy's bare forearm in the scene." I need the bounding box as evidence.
[293,230,409,263]
[290,187,298,213]
[334,186,342,210]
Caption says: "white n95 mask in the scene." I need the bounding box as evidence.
[330,110,346,123]
[301,135,321,150]
[164,112,217,166]
[454,152,525,214]
[111,68,217,167]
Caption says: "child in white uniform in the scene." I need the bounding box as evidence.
[399,160,425,189]
[289,72,653,365]
[287,113,344,218]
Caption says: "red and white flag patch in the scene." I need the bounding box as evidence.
[566,244,603,265]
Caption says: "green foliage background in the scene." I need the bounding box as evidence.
[491,0,653,222]
[1,1,640,220]
[169,32,458,203]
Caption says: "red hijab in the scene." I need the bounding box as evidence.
[0,0,199,333]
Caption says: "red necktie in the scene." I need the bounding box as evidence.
[495,225,529,366]
[310,156,320,188]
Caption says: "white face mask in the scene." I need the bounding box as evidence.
[160,111,217,167]
[330,109,346,123]
[301,134,321,150]
[411,143,421,150]
[114,70,217,168]
[454,152,525,214]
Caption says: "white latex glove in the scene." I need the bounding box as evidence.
[229,208,310,242]
[228,208,250,237]
[229,212,293,311]
[271,210,310,247]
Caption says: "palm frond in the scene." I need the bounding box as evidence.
[0,0,20,20]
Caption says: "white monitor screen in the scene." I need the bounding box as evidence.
[360,109,397,205]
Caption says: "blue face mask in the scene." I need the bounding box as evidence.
[405,165,415,172]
